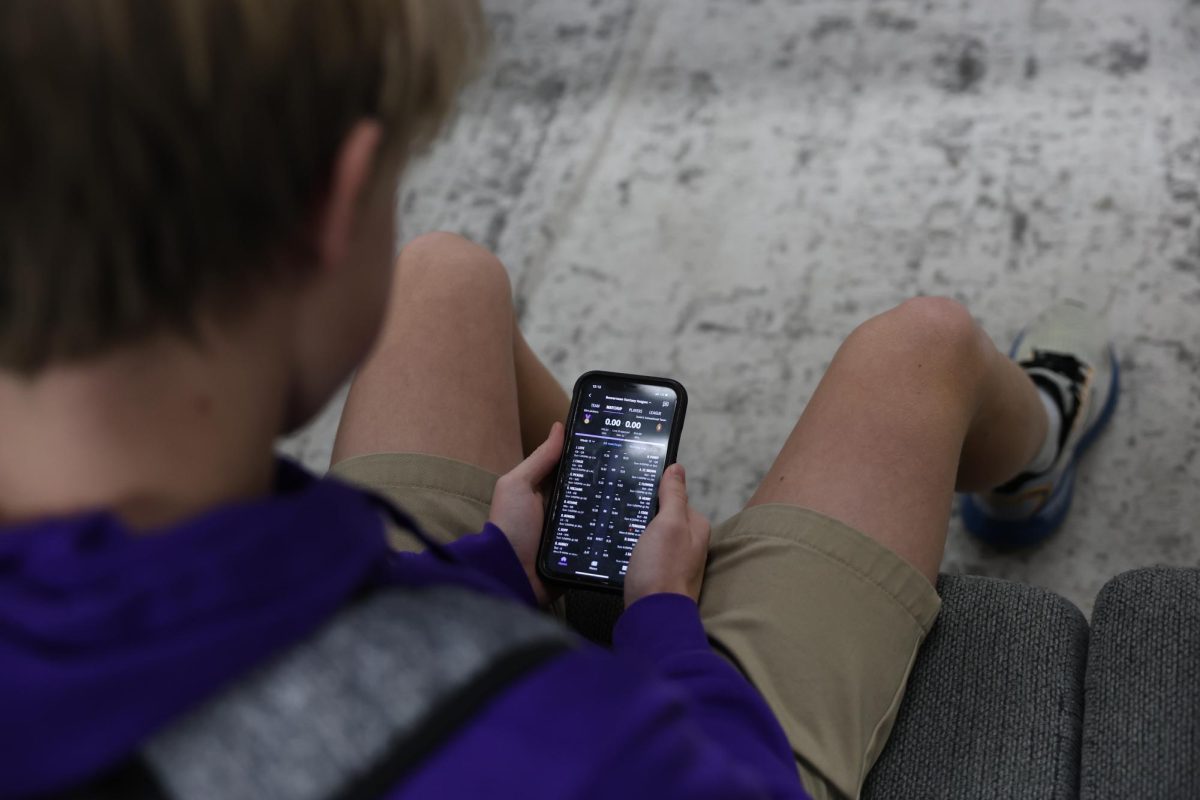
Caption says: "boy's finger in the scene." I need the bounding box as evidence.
[656,463,688,518]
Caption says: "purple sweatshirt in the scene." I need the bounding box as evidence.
[0,461,809,799]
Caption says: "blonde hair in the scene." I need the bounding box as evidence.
[0,0,484,373]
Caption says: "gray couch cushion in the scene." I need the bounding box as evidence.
[863,574,1088,800]
[1081,567,1200,800]
[573,575,1089,799]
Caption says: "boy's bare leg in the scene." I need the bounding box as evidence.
[514,327,570,457]
[747,296,1046,583]
[702,297,1049,799]
[332,232,566,472]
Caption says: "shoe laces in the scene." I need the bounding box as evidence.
[1021,350,1087,442]
[990,350,1089,495]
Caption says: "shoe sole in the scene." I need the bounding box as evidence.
[961,347,1120,549]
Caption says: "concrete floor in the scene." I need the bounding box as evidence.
[280,0,1200,616]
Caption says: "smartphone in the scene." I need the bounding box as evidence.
[537,371,688,593]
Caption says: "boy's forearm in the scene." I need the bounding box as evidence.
[395,523,540,608]
[613,594,803,790]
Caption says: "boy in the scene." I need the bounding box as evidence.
[0,1,1116,798]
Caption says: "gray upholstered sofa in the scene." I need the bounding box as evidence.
[568,567,1200,799]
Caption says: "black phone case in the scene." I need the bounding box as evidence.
[536,370,688,594]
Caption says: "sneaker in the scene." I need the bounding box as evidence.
[961,301,1119,548]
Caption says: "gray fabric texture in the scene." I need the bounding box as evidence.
[144,586,574,800]
[1081,567,1200,800]
[862,575,1088,800]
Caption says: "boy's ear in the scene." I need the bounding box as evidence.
[315,119,385,272]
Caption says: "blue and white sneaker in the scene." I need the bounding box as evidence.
[961,301,1119,548]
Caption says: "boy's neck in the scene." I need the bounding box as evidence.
[0,321,292,530]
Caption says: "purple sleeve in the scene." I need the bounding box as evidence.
[611,594,809,798]
[389,523,538,608]
[577,709,798,800]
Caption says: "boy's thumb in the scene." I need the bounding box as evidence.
[658,463,688,511]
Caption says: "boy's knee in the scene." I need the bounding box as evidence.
[846,296,982,376]
[890,296,979,351]
[395,232,513,308]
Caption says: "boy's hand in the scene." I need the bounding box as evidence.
[488,422,565,607]
[624,464,711,608]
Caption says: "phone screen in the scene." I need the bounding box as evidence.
[541,376,681,588]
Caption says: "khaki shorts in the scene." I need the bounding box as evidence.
[331,453,942,800]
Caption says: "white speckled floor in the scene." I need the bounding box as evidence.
[280,0,1200,615]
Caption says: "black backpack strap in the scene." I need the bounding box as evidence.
[120,586,574,800]
[56,636,568,800]
[331,638,571,800]
[46,756,168,800]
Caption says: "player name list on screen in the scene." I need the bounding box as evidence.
[550,384,676,580]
